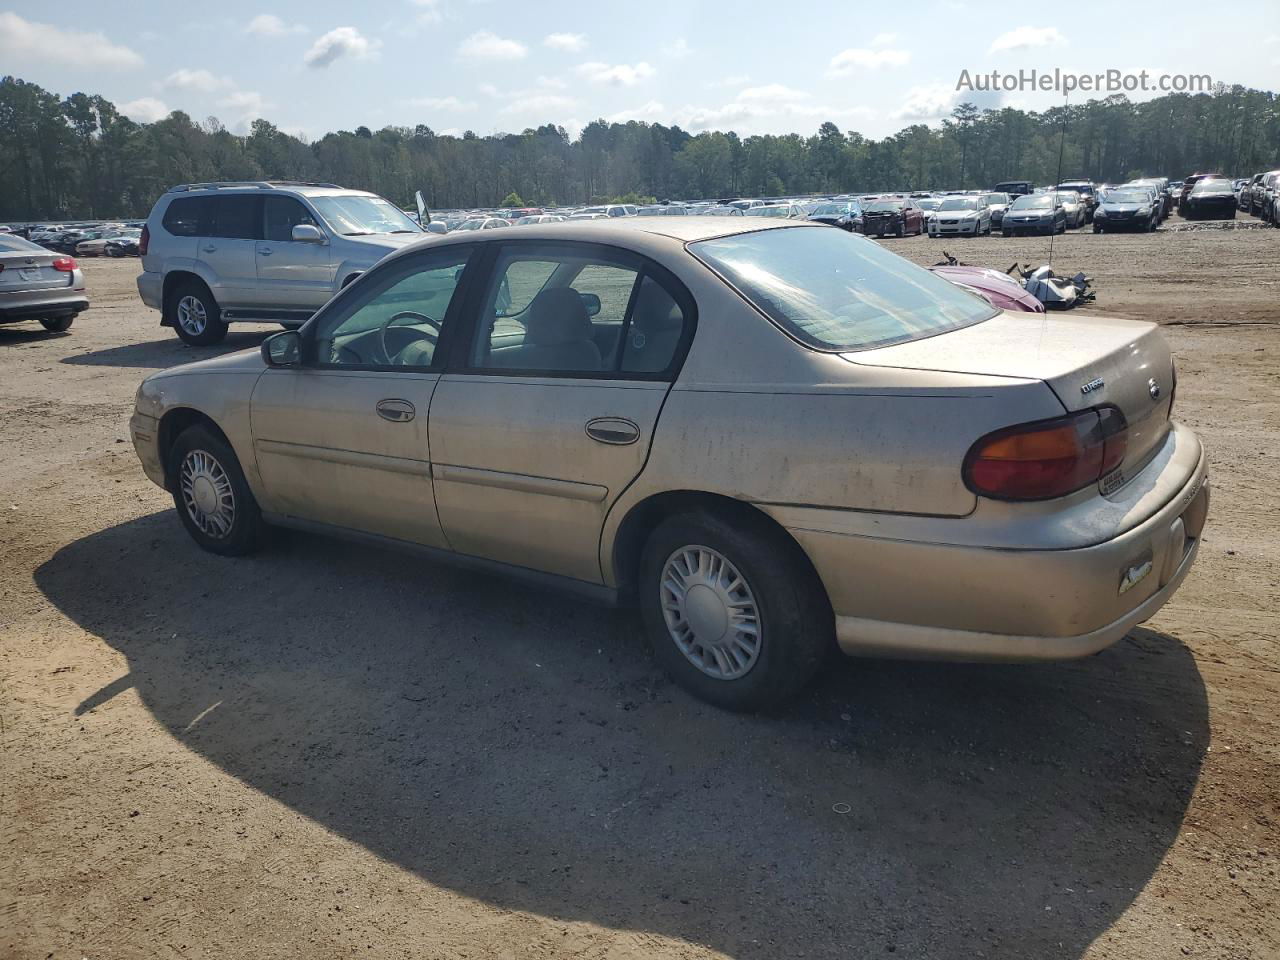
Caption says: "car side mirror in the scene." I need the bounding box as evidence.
[262,330,301,367]
[579,292,602,317]
[291,224,326,243]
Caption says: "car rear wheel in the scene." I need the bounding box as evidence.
[171,282,228,346]
[168,425,264,556]
[39,315,74,332]
[639,511,832,711]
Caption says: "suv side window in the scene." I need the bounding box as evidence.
[210,195,262,240]
[263,196,319,241]
[161,197,208,237]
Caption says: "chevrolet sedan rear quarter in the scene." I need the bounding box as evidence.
[131,218,1208,710]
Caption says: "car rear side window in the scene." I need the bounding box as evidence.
[691,226,995,352]
[161,197,208,237]
[209,195,262,240]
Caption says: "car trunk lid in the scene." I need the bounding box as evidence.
[0,249,71,293]
[846,312,1175,479]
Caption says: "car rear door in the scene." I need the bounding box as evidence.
[200,194,262,309]
[427,240,693,584]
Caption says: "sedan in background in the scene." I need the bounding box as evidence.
[928,196,991,237]
[859,198,925,237]
[1093,187,1161,232]
[129,218,1207,711]
[1181,178,1238,220]
[1056,192,1087,229]
[1002,194,1067,235]
[455,217,511,230]
[807,201,863,231]
[744,203,806,219]
[0,234,88,333]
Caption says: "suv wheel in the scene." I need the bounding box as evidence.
[639,511,832,711]
[171,282,228,346]
[168,425,264,556]
[39,316,74,332]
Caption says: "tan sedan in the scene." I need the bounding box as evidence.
[131,218,1208,709]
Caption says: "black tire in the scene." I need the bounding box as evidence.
[894,221,905,238]
[169,280,228,346]
[1093,225,1103,234]
[638,511,833,711]
[39,315,74,332]
[1003,229,1012,237]
[167,425,264,556]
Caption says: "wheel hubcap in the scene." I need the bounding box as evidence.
[176,295,207,335]
[180,450,235,538]
[660,545,761,680]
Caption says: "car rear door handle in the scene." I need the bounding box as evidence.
[202,244,217,253]
[585,417,639,445]
[257,247,272,256]
[376,399,415,423]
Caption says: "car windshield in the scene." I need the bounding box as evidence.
[811,203,855,216]
[691,226,995,352]
[1011,195,1053,210]
[1192,180,1233,194]
[864,200,904,212]
[310,195,421,236]
[745,206,790,217]
[938,198,978,211]
[916,198,942,210]
[1107,191,1149,204]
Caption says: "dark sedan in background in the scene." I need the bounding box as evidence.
[1094,187,1161,232]
[859,198,925,237]
[1001,194,1067,235]
[1181,178,1238,220]
[806,200,863,231]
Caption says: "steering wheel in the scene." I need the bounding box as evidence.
[377,310,442,365]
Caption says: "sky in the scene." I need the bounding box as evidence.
[2,1,1278,142]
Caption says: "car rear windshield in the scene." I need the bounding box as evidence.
[1011,195,1053,209]
[690,226,996,352]
[0,234,43,253]
[1191,180,1233,194]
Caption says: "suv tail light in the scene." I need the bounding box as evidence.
[964,407,1128,501]
[138,224,149,256]
[52,256,77,272]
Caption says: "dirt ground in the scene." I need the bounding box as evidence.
[2,226,1278,960]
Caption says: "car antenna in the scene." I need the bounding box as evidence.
[1047,92,1069,271]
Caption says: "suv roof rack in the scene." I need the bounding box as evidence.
[167,180,343,193]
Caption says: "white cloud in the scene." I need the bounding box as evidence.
[499,93,575,115]
[575,61,655,87]
[738,84,810,103]
[709,74,750,89]
[0,13,142,69]
[536,75,568,89]
[163,69,232,92]
[988,26,1067,53]
[119,97,169,122]
[245,13,306,36]
[304,26,379,68]
[608,100,666,123]
[827,47,911,76]
[544,32,586,52]
[407,95,478,112]
[662,37,692,58]
[219,90,269,115]
[891,83,960,121]
[457,30,527,61]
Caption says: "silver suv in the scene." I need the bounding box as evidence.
[136,181,424,344]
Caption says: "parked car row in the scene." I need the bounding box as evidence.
[1237,168,1280,223]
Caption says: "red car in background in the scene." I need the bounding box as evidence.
[858,197,926,237]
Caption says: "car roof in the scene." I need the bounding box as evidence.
[166,182,378,199]
[438,215,814,245]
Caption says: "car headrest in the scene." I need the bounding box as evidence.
[526,287,591,345]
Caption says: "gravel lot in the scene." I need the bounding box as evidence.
[3,227,1278,960]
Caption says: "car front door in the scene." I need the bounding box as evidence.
[200,194,262,309]
[428,241,693,584]
[257,196,335,313]
[250,244,476,547]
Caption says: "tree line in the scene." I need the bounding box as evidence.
[2,74,1278,220]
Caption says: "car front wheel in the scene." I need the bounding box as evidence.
[168,425,264,556]
[171,282,228,346]
[639,511,832,711]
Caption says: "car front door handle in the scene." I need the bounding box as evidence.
[258,247,272,256]
[585,417,639,445]
[376,399,416,423]
[203,244,217,253]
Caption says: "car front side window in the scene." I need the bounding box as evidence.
[310,249,472,369]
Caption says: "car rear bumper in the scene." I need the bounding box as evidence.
[137,271,162,311]
[0,290,89,322]
[780,432,1209,662]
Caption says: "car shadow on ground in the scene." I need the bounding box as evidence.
[0,326,72,346]
[35,512,1209,960]
[58,330,274,368]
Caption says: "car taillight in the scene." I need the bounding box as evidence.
[138,224,149,256]
[52,256,77,272]
[964,407,1128,501]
